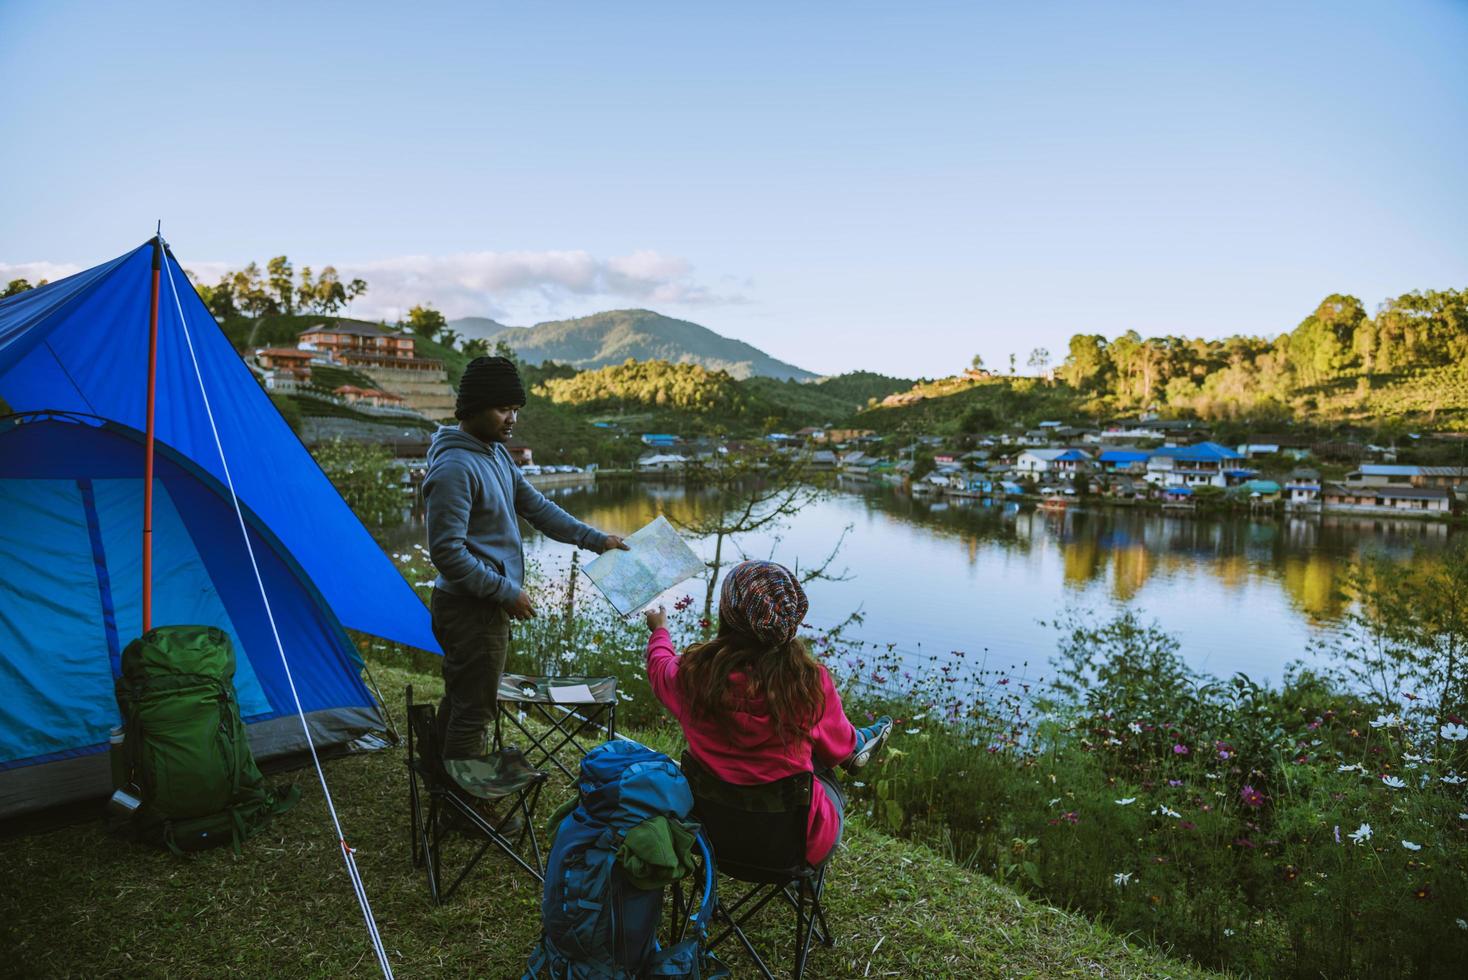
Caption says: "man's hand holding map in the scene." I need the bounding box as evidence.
[582,515,706,615]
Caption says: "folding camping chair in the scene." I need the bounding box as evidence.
[494,673,618,781]
[405,686,548,903]
[681,753,834,980]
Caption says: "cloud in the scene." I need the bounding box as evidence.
[0,261,84,287]
[342,249,743,322]
[4,248,744,323]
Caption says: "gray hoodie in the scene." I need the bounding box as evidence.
[423,427,606,603]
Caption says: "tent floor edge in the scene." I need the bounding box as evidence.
[0,705,384,829]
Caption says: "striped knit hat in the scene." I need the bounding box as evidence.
[719,560,808,648]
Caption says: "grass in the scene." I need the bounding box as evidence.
[0,656,1222,980]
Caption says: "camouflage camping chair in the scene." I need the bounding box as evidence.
[406,685,547,903]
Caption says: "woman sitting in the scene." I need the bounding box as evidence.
[643,560,888,866]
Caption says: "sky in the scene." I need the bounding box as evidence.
[2,1,1466,379]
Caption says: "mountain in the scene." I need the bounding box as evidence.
[448,308,816,381]
[449,316,512,339]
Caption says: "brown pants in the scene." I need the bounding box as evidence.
[430,588,511,760]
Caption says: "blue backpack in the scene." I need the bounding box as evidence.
[524,741,727,979]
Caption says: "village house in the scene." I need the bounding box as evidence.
[640,433,681,448]
[1144,442,1252,488]
[1015,448,1094,478]
[1321,482,1451,516]
[299,322,441,372]
[1414,466,1468,489]
[1237,443,1280,459]
[1284,467,1322,510]
[635,452,687,473]
[795,426,826,443]
[1097,448,1151,474]
[1344,464,1420,487]
[824,427,877,445]
[254,347,314,380]
[839,451,875,477]
[800,449,839,470]
[505,442,533,466]
[332,384,406,410]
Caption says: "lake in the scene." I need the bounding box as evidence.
[383,477,1459,687]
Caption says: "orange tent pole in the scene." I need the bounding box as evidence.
[142,236,161,633]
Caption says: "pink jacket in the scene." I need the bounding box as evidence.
[646,628,856,865]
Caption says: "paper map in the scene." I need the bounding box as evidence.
[582,515,706,615]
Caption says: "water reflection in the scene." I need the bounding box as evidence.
[380,479,1456,684]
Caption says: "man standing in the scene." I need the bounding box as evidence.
[424,355,627,787]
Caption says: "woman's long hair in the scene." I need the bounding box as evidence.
[676,622,825,744]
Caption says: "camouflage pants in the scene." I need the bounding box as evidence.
[431,588,510,760]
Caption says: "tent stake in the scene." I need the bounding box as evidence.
[142,236,162,633]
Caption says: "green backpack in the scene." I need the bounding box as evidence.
[113,625,299,854]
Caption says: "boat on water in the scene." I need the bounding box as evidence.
[1038,486,1071,511]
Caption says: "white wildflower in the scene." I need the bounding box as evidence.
[1223,928,1235,937]
[1369,713,1402,729]
[905,728,922,735]
[1347,823,1372,845]
[1115,797,1137,806]
[1113,871,1133,887]
[1458,918,1468,931]
[1152,805,1182,819]
[1047,798,1061,807]
[1337,763,1365,773]
[1401,840,1422,851]
[1381,775,1407,789]
[1442,722,1468,742]
[1128,722,1143,734]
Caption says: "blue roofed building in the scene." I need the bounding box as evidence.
[1098,448,1152,473]
[640,433,681,448]
[1145,441,1253,488]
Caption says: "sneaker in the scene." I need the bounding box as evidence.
[846,717,893,769]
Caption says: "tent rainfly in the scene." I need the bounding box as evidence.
[0,239,439,820]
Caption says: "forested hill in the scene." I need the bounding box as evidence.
[858,287,1468,435]
[1049,289,1468,423]
[454,309,816,381]
[534,360,912,430]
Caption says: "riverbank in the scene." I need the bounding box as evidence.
[0,654,1222,980]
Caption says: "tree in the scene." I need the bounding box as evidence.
[462,338,490,358]
[1335,543,1468,724]
[1008,352,1016,375]
[438,327,461,349]
[229,262,276,318]
[970,354,985,372]
[1059,334,1110,391]
[307,266,348,314]
[195,276,238,319]
[346,277,368,308]
[266,256,295,313]
[312,438,405,527]
[669,450,825,626]
[1027,347,1051,377]
[405,304,447,340]
[3,278,35,297]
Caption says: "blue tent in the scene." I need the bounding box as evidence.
[0,240,438,818]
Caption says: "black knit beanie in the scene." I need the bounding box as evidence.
[455,356,527,419]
